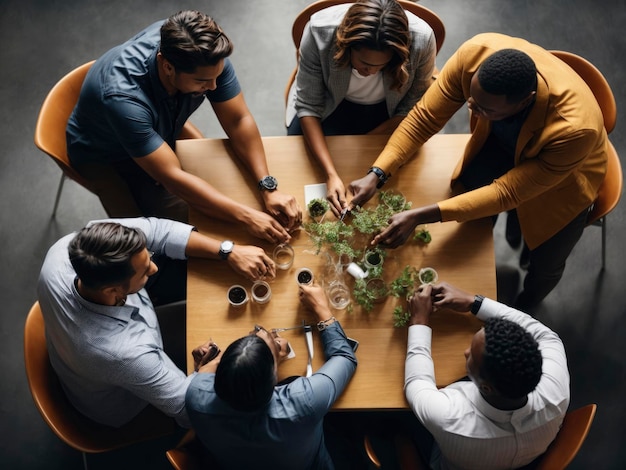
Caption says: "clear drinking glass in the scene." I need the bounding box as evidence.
[326,280,351,310]
[251,280,271,304]
[273,243,295,270]
[296,267,314,286]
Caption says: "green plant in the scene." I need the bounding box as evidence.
[389,265,418,298]
[392,306,410,328]
[307,198,329,218]
[303,220,357,257]
[353,277,387,312]
[414,227,432,244]
[379,190,412,212]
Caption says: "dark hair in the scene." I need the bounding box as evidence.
[334,0,411,90]
[160,10,233,73]
[481,318,543,400]
[477,49,537,103]
[214,335,276,411]
[68,223,146,290]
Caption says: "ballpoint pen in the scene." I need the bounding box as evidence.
[271,324,307,334]
[304,324,314,377]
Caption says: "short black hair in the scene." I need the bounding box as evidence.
[214,335,276,411]
[477,49,537,103]
[68,222,146,290]
[160,10,233,73]
[481,317,543,400]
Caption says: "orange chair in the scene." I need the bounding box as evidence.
[364,404,597,470]
[34,61,203,217]
[166,430,220,470]
[285,0,446,105]
[24,302,178,470]
[550,50,622,269]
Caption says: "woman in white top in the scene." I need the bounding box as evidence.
[286,0,436,215]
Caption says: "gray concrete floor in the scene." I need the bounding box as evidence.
[2,0,625,468]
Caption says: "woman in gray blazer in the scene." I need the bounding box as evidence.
[286,0,436,216]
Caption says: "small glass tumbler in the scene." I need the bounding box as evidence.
[273,243,295,270]
[296,267,314,286]
[418,267,438,285]
[251,280,272,304]
[227,285,249,307]
[326,280,351,310]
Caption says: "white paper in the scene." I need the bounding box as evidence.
[304,183,327,205]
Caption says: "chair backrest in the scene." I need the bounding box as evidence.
[534,404,597,470]
[166,430,216,470]
[34,61,95,190]
[550,50,616,134]
[291,0,445,53]
[286,0,446,104]
[24,302,176,453]
[549,50,622,225]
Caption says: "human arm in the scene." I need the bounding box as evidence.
[299,284,357,408]
[132,142,291,243]
[212,92,301,230]
[300,116,348,216]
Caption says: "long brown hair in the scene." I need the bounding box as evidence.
[334,0,410,90]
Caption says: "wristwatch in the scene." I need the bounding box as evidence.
[367,166,388,189]
[317,316,336,331]
[218,240,234,260]
[258,175,278,191]
[470,295,484,315]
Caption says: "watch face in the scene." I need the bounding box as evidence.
[260,176,278,191]
[221,240,234,253]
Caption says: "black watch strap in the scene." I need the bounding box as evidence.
[367,167,388,189]
[470,295,484,315]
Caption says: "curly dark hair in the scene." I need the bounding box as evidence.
[480,317,543,400]
[214,335,276,411]
[334,0,411,90]
[477,49,537,103]
[68,222,146,290]
[160,10,233,73]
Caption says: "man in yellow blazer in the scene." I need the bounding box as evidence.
[348,33,608,309]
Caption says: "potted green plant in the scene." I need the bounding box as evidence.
[307,198,330,220]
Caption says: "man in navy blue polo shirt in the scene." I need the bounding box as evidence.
[67,10,301,243]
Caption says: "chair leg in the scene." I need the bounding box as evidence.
[82,451,89,470]
[52,174,66,217]
[601,216,606,270]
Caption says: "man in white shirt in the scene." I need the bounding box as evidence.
[404,282,570,470]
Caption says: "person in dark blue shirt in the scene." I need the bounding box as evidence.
[68,10,301,242]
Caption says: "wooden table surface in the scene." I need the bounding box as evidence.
[176,134,496,410]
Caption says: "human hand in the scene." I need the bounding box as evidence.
[372,204,441,248]
[371,209,420,248]
[408,283,434,326]
[431,282,475,313]
[347,172,379,209]
[245,209,291,244]
[262,190,302,231]
[325,174,348,217]
[298,283,332,322]
[228,245,276,282]
[192,339,221,373]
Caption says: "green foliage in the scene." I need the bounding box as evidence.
[303,220,356,257]
[414,227,432,244]
[389,265,419,298]
[307,198,330,218]
[353,278,387,312]
[392,306,411,328]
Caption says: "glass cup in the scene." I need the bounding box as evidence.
[418,267,438,285]
[273,243,295,270]
[326,280,351,310]
[251,280,272,304]
[296,267,314,286]
[227,285,249,307]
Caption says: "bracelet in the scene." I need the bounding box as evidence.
[367,167,388,189]
[317,316,336,331]
[470,295,484,315]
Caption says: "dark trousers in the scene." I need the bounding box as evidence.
[288,99,389,136]
[459,134,589,309]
